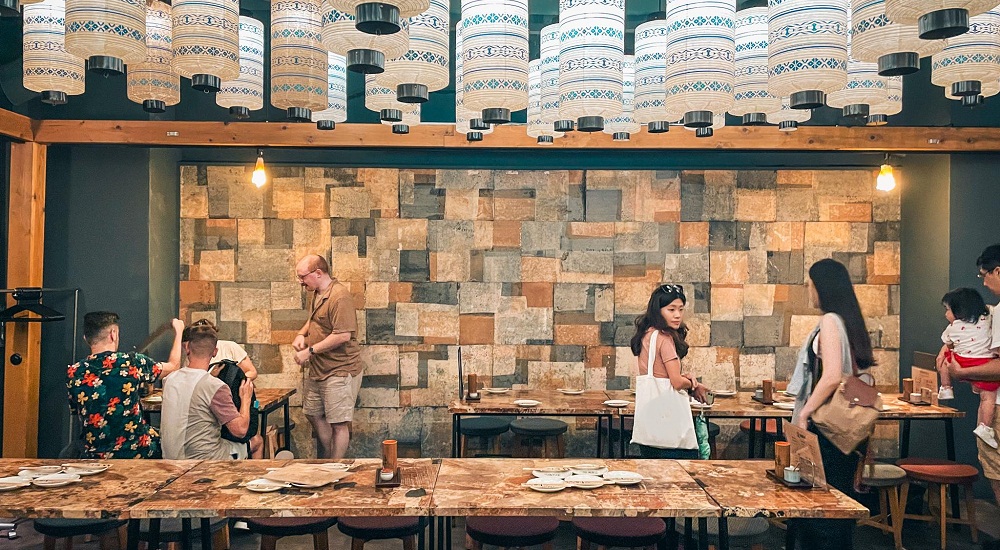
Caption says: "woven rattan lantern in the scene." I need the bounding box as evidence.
[851,0,944,76]
[731,7,780,126]
[558,0,625,132]
[461,0,529,125]
[271,0,328,121]
[455,20,493,139]
[171,0,240,92]
[766,96,812,130]
[768,0,849,109]
[216,15,265,119]
[604,55,640,140]
[825,37,888,119]
[867,75,902,125]
[313,53,349,130]
[664,0,736,128]
[126,0,179,113]
[931,8,1000,106]
[322,2,410,74]
[885,0,999,39]
[329,0,427,34]
[64,0,146,76]
[528,60,564,144]
[22,0,86,105]
[634,18,671,133]
[376,0,449,103]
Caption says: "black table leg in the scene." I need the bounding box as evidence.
[718,517,729,550]
[684,518,693,549]
[200,518,212,550]
[445,516,452,550]
[664,518,677,550]
[418,517,426,550]
[126,520,140,550]
[620,416,627,458]
[748,418,757,459]
[148,518,161,550]
[900,418,912,459]
[435,517,445,550]
[181,519,192,550]
[760,419,768,458]
[786,519,797,550]
[776,418,784,440]
[427,514,436,550]
[452,415,460,458]
[697,518,708,550]
[282,400,292,453]
[596,414,604,458]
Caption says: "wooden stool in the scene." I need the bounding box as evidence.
[897,458,980,550]
[573,517,666,549]
[245,517,337,550]
[459,416,512,457]
[466,516,558,550]
[510,418,567,458]
[859,463,907,550]
[33,519,126,550]
[738,419,780,458]
[337,516,424,550]
[707,422,721,460]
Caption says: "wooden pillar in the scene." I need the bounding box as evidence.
[4,141,47,457]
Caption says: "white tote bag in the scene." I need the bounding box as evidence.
[630,330,697,449]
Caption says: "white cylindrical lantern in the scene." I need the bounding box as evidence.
[766,96,812,130]
[558,0,625,132]
[322,2,410,74]
[539,23,564,128]
[731,7,780,125]
[461,0,529,124]
[455,20,493,138]
[604,55,640,140]
[931,8,1000,105]
[64,0,146,74]
[867,75,902,124]
[126,0,179,114]
[376,0,449,103]
[22,0,86,105]
[768,0,849,109]
[850,0,944,76]
[313,53,349,129]
[885,0,999,39]
[825,37,888,118]
[329,0,427,35]
[684,112,725,137]
[171,0,240,92]
[366,74,418,123]
[528,59,565,144]
[217,15,265,119]
[271,0,328,121]
[634,18,671,132]
[664,0,736,128]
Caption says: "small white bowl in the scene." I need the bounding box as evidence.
[603,471,644,486]
[563,474,606,489]
[31,473,81,488]
[245,478,290,493]
[569,464,608,476]
[513,399,540,407]
[524,477,567,492]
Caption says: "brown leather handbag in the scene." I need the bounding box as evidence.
[811,354,883,455]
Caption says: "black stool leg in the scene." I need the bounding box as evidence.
[786,519,797,550]
[664,518,677,550]
[418,517,426,550]
[684,518,693,549]
[748,419,757,458]
[718,517,729,550]
[698,518,708,550]
[200,518,212,550]
[127,519,141,550]
[148,518,161,550]
[181,519,192,550]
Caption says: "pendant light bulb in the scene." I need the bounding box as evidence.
[251,149,267,188]
[876,157,896,192]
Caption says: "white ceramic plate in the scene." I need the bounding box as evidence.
[557,388,585,395]
[563,474,606,489]
[569,464,608,476]
[603,399,631,408]
[317,463,351,471]
[144,396,163,403]
[0,476,29,491]
[513,399,541,407]
[773,402,796,410]
[712,390,737,397]
[782,390,797,397]
[483,388,510,394]
[31,473,81,488]
[289,481,329,488]
[19,465,61,477]
[690,401,714,409]
[245,478,290,493]
[532,469,570,479]
[603,471,644,486]
[524,478,567,492]
[61,463,110,476]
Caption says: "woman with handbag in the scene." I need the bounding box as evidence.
[629,284,709,458]
[791,259,877,549]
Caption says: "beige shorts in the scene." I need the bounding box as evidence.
[302,373,362,424]
[979,407,1000,480]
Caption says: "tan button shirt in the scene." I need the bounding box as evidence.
[305,278,362,380]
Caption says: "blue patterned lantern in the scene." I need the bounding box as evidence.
[558,0,625,132]
[367,75,420,133]
[271,0,328,122]
[885,0,999,39]
[171,0,240,93]
[22,0,86,105]
[768,0,849,109]
[851,0,943,76]
[528,60,564,144]
[313,53,349,130]
[64,0,145,75]
[731,7,780,126]
[539,23,567,131]
[826,35,887,119]
[126,0,179,114]
[766,96,812,130]
[931,8,1000,106]
[455,21,493,139]
[216,15,265,119]
[867,75,902,125]
[604,55,640,140]
[322,2,410,74]
[633,18,671,133]
[330,0,427,35]
[461,0,529,125]
[376,0,449,103]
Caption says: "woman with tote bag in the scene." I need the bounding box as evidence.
[630,284,709,458]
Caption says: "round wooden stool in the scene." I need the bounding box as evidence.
[338,516,424,550]
[33,519,125,550]
[573,517,666,549]
[510,418,568,458]
[859,463,907,550]
[739,419,780,458]
[459,416,512,457]
[245,517,337,550]
[466,516,559,550]
[897,457,980,550]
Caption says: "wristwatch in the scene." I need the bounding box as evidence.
[308,346,315,355]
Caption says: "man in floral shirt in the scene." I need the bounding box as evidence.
[67,312,184,459]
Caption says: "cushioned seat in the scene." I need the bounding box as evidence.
[862,464,908,487]
[860,464,908,550]
[739,419,780,436]
[337,516,423,540]
[896,458,980,550]
[510,418,568,458]
[707,422,720,439]
[466,516,559,549]
[460,416,512,437]
[510,418,568,436]
[573,517,666,548]
[897,458,979,485]
[245,517,337,537]
[33,519,126,538]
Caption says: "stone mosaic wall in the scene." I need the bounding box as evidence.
[179,166,901,458]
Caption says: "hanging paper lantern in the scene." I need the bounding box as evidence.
[322,2,410,74]
[633,18,671,133]
[538,23,567,131]
[664,0,736,128]
[64,0,146,75]
[766,96,812,130]
[271,0,328,121]
[604,55,640,140]
[376,0,449,103]
[768,0,849,109]
[126,1,179,114]
[867,75,902,125]
[528,60,564,145]
[312,53,349,130]
[885,0,998,39]
[455,20,493,139]
[216,16,265,119]
[731,7,780,126]
[461,0,529,124]
[171,0,240,92]
[22,0,86,105]
[850,0,944,76]
[329,0,427,34]
[931,8,1000,106]
[825,36,888,119]
[558,0,625,132]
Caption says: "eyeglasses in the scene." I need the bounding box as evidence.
[659,284,684,294]
[978,268,999,279]
[296,269,318,281]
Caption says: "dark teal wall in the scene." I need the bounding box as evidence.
[147,148,182,358]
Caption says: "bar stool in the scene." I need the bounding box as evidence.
[859,463,907,550]
[459,416,512,457]
[465,516,559,550]
[337,516,425,550]
[33,519,126,550]
[572,517,666,549]
[738,419,780,458]
[897,457,980,550]
[707,422,721,459]
[245,517,337,550]
[510,418,567,458]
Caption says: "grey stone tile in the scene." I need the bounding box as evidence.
[711,321,744,347]
[744,315,786,347]
[399,250,430,282]
[737,170,778,190]
[585,189,622,222]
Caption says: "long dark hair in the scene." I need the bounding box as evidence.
[630,284,689,359]
[942,288,989,324]
[808,259,875,369]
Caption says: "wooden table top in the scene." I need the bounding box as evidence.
[677,460,869,519]
[449,390,620,415]
[143,387,296,413]
[129,459,438,519]
[0,459,200,519]
[431,458,720,518]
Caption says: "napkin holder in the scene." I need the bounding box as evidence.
[375,467,402,488]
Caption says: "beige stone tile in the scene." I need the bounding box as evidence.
[872,241,900,278]
[219,286,271,322]
[459,282,502,314]
[431,251,471,282]
[330,251,370,282]
[527,361,586,390]
[361,168,400,218]
[710,286,744,321]
[710,251,750,284]
[395,303,420,337]
[293,219,331,254]
[821,202,872,222]
[329,187,372,219]
[237,247,295,282]
[198,249,235,282]
[399,352,420,387]
[743,284,776,316]
[364,282,390,310]
[419,307,461,341]
[738,354,775,387]
[180,184,208,219]
[848,223,870,253]
[522,256,562,282]
[766,222,804,251]
[473,221,493,249]
[493,345,518,376]
[705,170,736,186]
[244,309,271,344]
[804,222,852,248]
[460,345,493,379]
[686,313,711,347]
[684,347,737,392]
[272,178,305,218]
[238,219,265,246]
[554,284,589,312]
[615,281,655,315]
[776,170,817,187]
[358,387,400,408]
[495,298,553,344]
[271,282,303,310]
[735,190,777,221]
[594,286,615,322]
[615,346,635,378]
[679,222,709,250]
[870,349,900,389]
[360,345,399,376]
[871,315,900,349]
[855,284,889,317]
[789,315,822,347]
[374,219,428,251]
[567,222,616,238]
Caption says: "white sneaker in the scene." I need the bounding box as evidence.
[974,423,999,449]
[938,386,955,400]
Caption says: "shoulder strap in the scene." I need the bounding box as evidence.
[644,331,658,379]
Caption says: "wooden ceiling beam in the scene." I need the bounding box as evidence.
[0,108,35,142]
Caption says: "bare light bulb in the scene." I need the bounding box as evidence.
[876,163,895,192]
[251,152,267,188]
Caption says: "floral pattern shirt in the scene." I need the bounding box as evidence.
[67,351,161,459]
